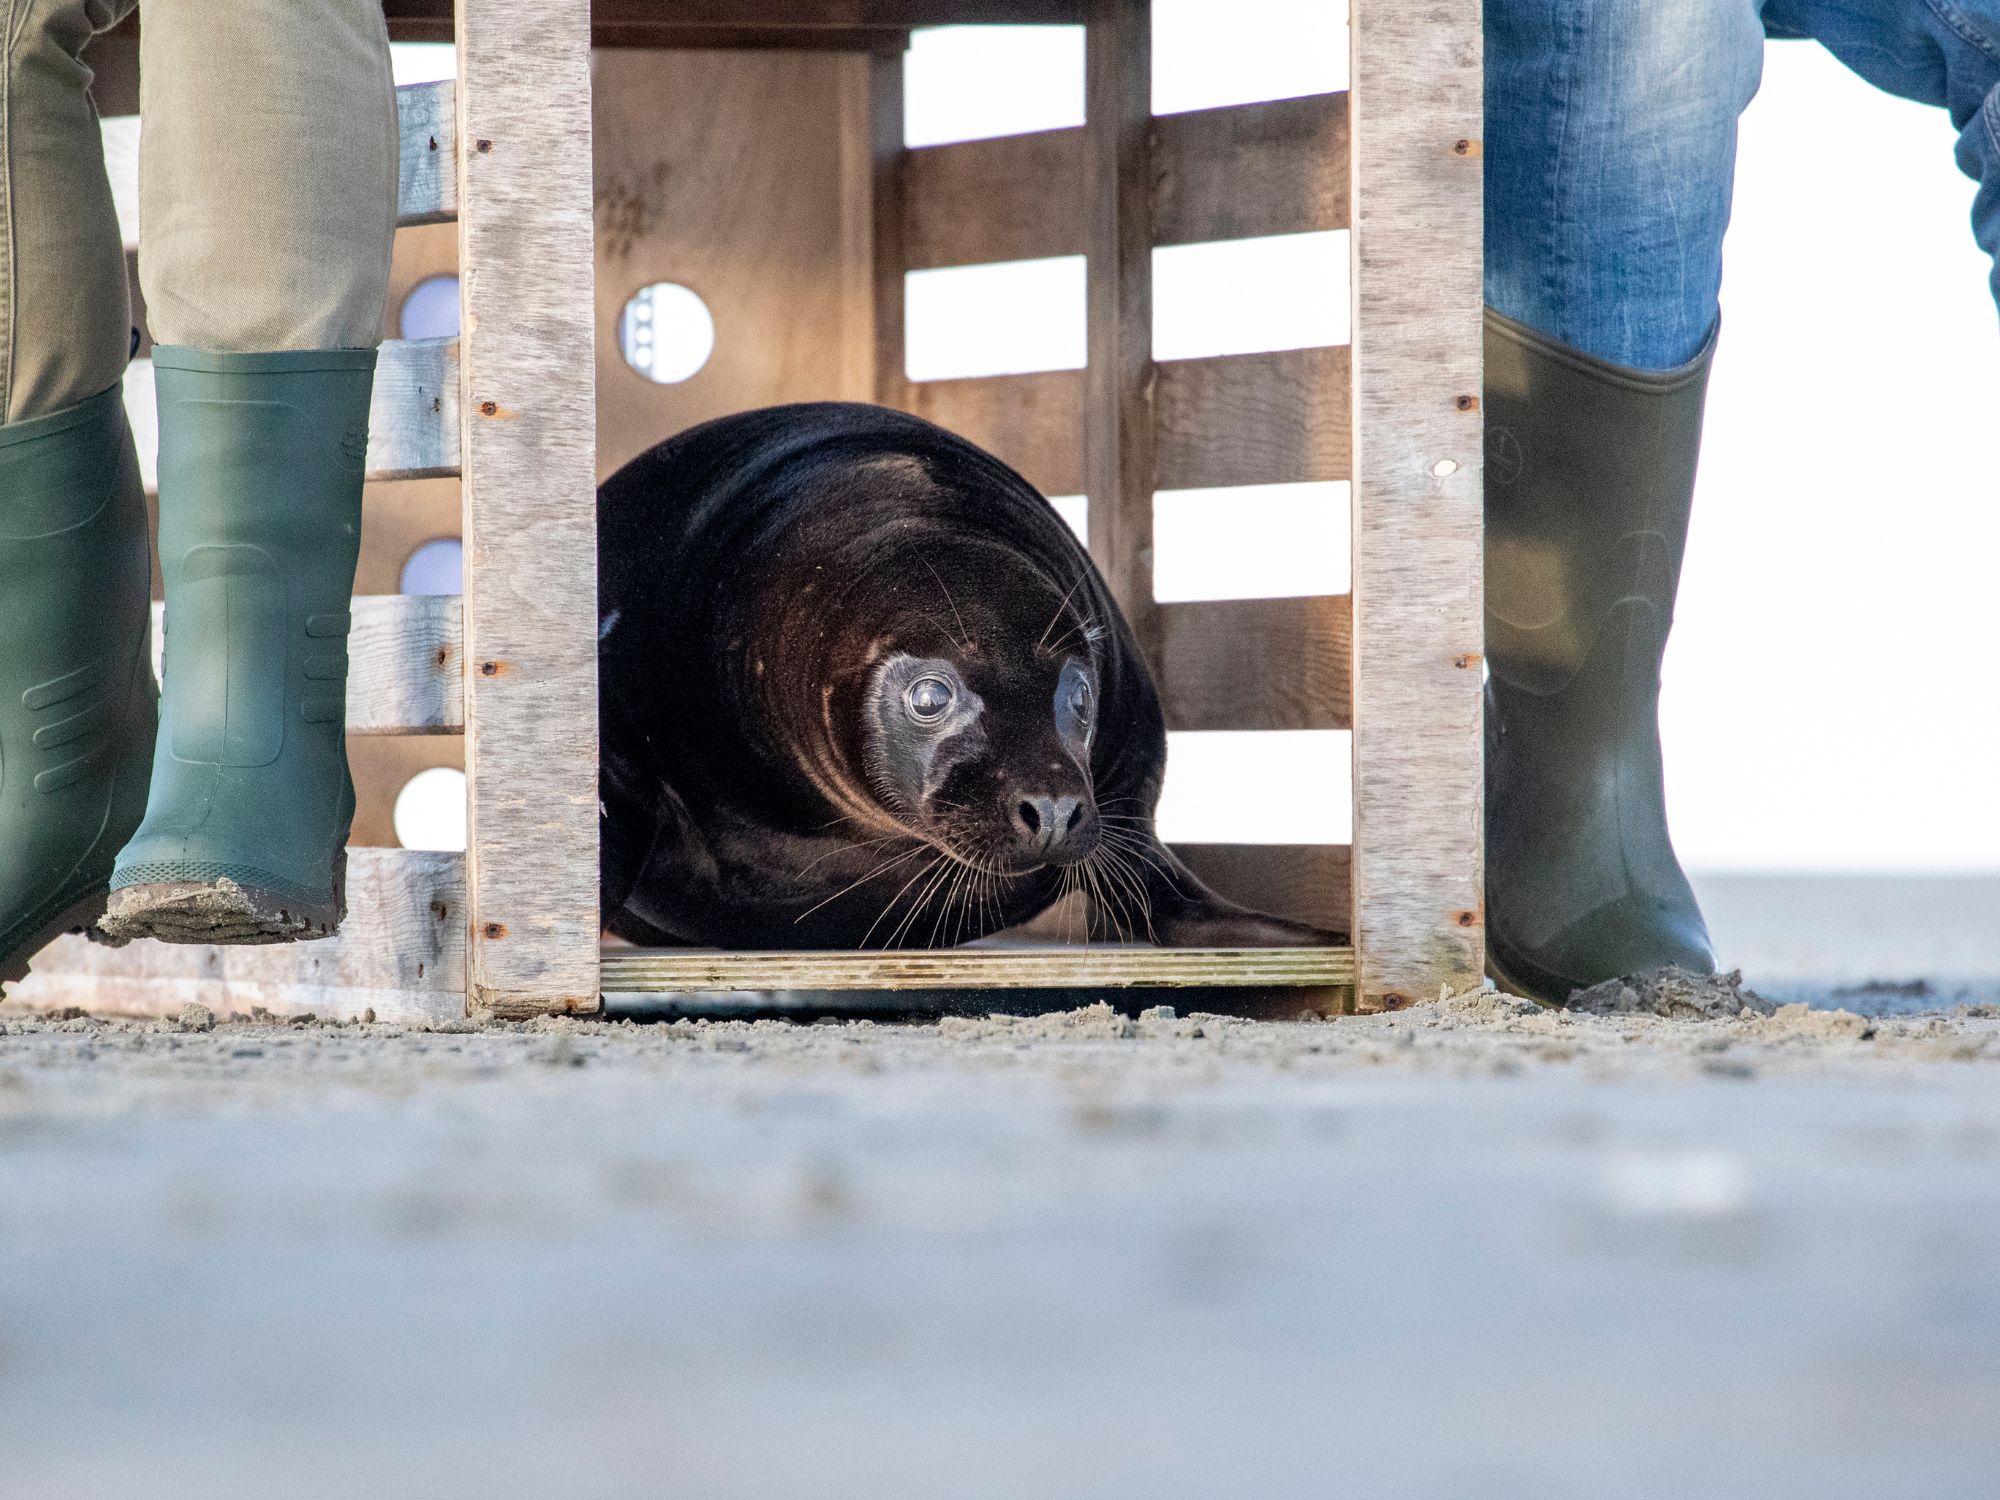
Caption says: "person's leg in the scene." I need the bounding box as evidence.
[104,0,395,944]
[0,0,157,993]
[1486,0,1767,370]
[1764,0,2000,319]
[1481,0,1766,1002]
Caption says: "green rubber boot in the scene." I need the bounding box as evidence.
[0,385,158,994]
[1482,308,1718,1004]
[103,348,375,945]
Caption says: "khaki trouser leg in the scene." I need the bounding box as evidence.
[138,0,396,352]
[0,0,139,423]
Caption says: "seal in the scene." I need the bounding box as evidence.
[597,402,1338,951]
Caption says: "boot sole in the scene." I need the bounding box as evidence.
[0,888,126,998]
[100,853,346,947]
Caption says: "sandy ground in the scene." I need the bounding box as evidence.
[3,989,1999,1499]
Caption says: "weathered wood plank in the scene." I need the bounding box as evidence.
[347,594,464,734]
[9,850,466,1023]
[898,349,1349,497]
[1084,0,1158,667]
[870,49,912,409]
[1155,346,1350,489]
[456,0,602,1016]
[904,127,1082,270]
[1153,93,1349,246]
[397,80,458,226]
[387,0,1078,34]
[1173,843,1351,934]
[367,337,460,481]
[1348,1,1486,1009]
[600,943,1351,994]
[900,370,1083,496]
[1158,595,1350,731]
[903,94,1348,270]
[150,594,463,736]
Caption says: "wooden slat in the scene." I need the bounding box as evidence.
[397,80,458,226]
[898,347,1349,501]
[1084,0,1158,666]
[1348,2,1485,1010]
[601,943,1351,993]
[8,850,467,1024]
[1153,93,1349,246]
[456,0,602,1016]
[386,0,1079,31]
[903,94,1348,270]
[151,595,464,735]
[347,595,464,734]
[1173,843,1351,934]
[871,50,912,409]
[901,369,1083,496]
[1158,595,1350,731]
[1155,346,1350,488]
[904,128,1082,270]
[367,337,460,481]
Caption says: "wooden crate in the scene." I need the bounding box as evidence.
[25,0,1479,1021]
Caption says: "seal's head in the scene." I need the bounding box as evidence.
[855,566,1105,875]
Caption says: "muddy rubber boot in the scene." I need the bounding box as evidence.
[0,385,158,995]
[1482,308,1718,1004]
[103,348,374,945]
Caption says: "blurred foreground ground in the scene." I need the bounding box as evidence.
[2,990,1998,1499]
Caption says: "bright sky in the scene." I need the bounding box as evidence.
[280,20,2000,868]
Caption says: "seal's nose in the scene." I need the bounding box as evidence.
[1011,792,1091,863]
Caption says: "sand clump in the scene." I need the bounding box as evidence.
[1568,967,1778,1020]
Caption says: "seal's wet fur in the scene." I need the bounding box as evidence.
[598,402,1335,950]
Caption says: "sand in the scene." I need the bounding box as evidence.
[3,990,1998,1498]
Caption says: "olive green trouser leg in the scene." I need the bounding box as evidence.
[100,0,396,944]
[1482,307,1719,1004]
[0,1,151,992]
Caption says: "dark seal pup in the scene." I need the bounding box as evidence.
[598,402,1336,951]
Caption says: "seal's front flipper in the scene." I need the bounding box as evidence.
[1130,844,1345,948]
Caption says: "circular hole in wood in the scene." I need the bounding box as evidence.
[620,282,715,385]
[400,274,461,340]
[394,766,467,852]
[399,536,463,595]
[1431,458,1460,478]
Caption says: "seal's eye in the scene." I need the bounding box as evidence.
[1069,676,1093,720]
[905,674,956,723]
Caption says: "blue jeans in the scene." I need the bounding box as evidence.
[1486,0,2000,369]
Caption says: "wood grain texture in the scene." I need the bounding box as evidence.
[592,50,878,478]
[1158,594,1350,731]
[1153,92,1349,245]
[1154,346,1350,489]
[1174,843,1352,933]
[347,594,465,734]
[870,49,911,409]
[456,0,601,1015]
[898,349,1347,498]
[1084,0,1158,667]
[600,943,1351,994]
[397,80,458,226]
[1348,0,1486,1009]
[902,94,1347,270]
[386,0,1077,33]
[367,337,460,482]
[10,851,466,1023]
[901,369,1083,496]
